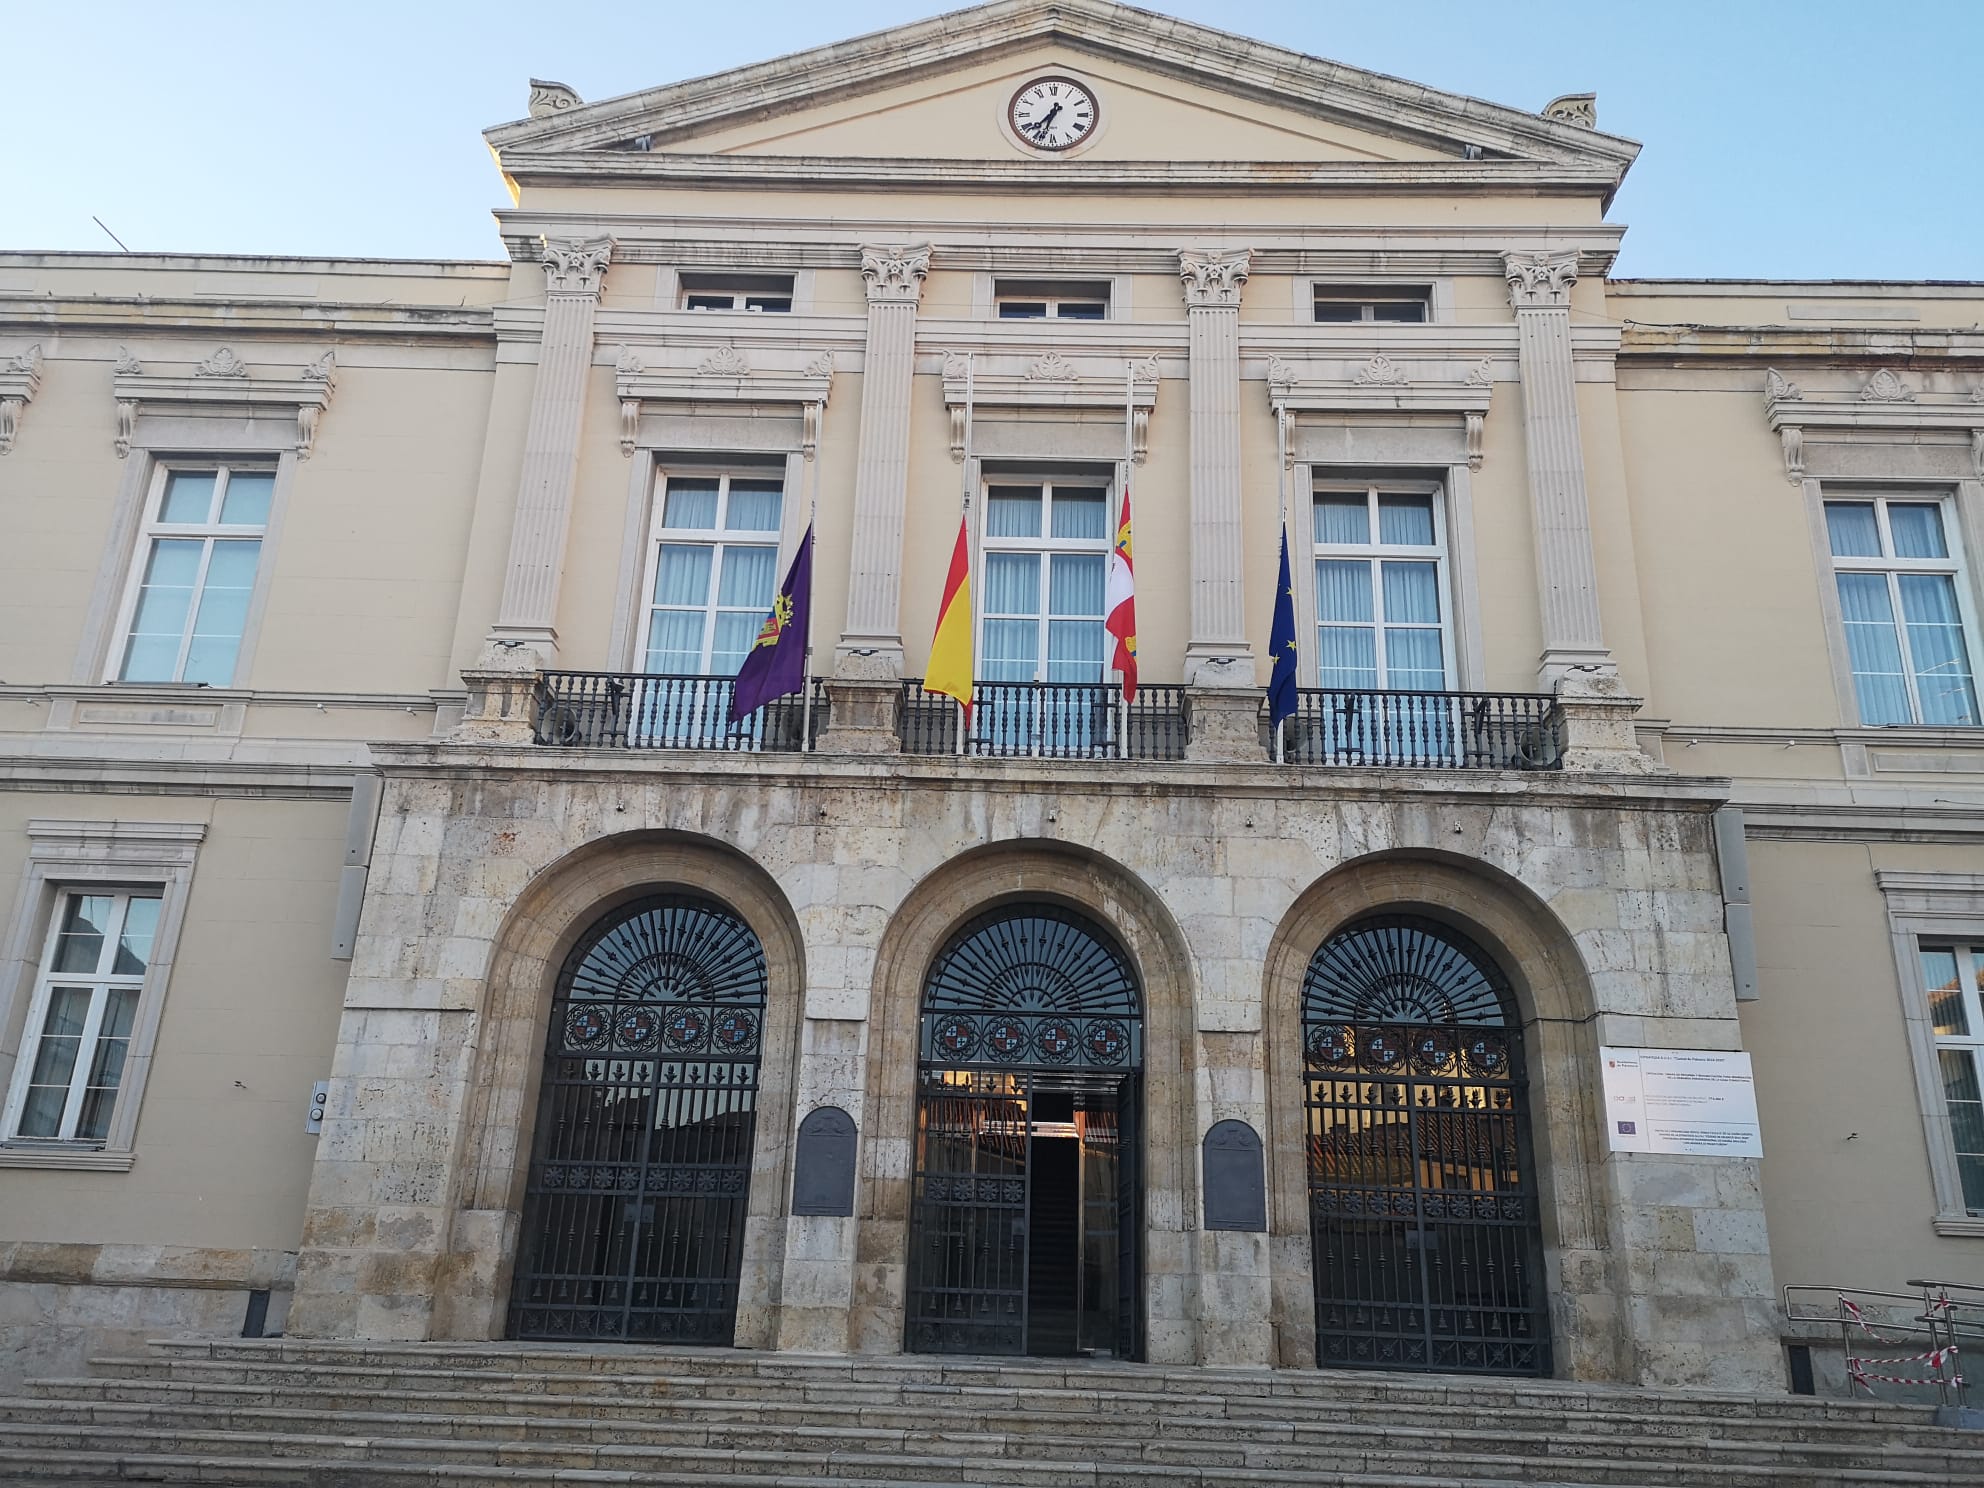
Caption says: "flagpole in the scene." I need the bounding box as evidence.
[1120,361,1135,759]
[799,407,820,752]
[1275,401,1289,765]
[958,353,975,756]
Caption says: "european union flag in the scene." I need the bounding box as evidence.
[1267,524,1299,729]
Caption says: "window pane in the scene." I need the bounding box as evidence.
[982,619,1038,682]
[1385,628,1446,689]
[716,545,778,609]
[120,539,203,681]
[1316,560,1373,623]
[1315,496,1370,546]
[1372,302,1427,323]
[998,302,1047,319]
[159,472,217,524]
[1317,626,1378,689]
[661,480,720,529]
[1941,1050,1984,1207]
[1888,503,1948,560]
[1897,573,1979,724]
[113,896,162,977]
[21,987,92,1135]
[1924,947,1969,1035]
[1824,502,1882,558]
[1045,619,1104,681]
[1048,553,1105,616]
[1050,492,1108,541]
[1055,302,1106,320]
[218,472,274,527]
[743,296,791,312]
[1836,573,1912,724]
[76,988,139,1143]
[684,294,733,310]
[986,488,1043,538]
[52,896,112,974]
[182,539,261,686]
[709,612,762,677]
[1314,302,1361,323]
[653,545,714,607]
[983,553,1040,616]
[1377,496,1435,546]
[1380,561,1440,624]
[644,609,707,673]
[723,481,783,532]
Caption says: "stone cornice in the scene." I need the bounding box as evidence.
[111,347,336,459]
[613,344,835,457]
[940,349,1159,461]
[1762,366,1984,481]
[0,342,43,454]
[1267,354,1494,470]
[0,298,496,342]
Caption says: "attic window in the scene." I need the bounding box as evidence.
[995,279,1110,320]
[678,273,794,313]
[1313,285,1432,325]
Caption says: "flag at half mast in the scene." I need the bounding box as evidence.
[728,523,813,722]
[1267,524,1299,729]
[1105,480,1137,702]
[926,516,974,723]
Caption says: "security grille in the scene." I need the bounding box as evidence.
[1303,915,1550,1376]
[509,895,765,1343]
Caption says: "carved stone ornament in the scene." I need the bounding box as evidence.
[620,398,640,458]
[1973,427,1984,481]
[1353,355,1410,388]
[301,349,335,385]
[1860,368,1914,403]
[1022,350,1080,383]
[698,345,752,377]
[1466,411,1486,472]
[1973,384,1984,404]
[1542,92,1598,128]
[113,345,144,375]
[942,350,969,381]
[1503,250,1580,309]
[1764,368,1802,403]
[527,78,581,118]
[1177,247,1251,308]
[195,347,249,378]
[8,344,44,378]
[1131,354,1160,384]
[540,236,613,297]
[1465,358,1494,388]
[804,349,836,379]
[114,401,136,459]
[0,344,39,456]
[1780,425,1805,483]
[615,345,645,375]
[859,243,931,304]
[1266,355,1300,391]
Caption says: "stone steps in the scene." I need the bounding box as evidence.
[0,1339,1974,1488]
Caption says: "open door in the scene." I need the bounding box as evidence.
[1115,1071,1144,1362]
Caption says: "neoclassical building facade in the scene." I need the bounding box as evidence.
[2,0,1981,1394]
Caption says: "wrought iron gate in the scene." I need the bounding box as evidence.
[1302,915,1550,1376]
[905,905,1144,1357]
[509,895,766,1343]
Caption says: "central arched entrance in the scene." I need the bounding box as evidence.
[508,893,767,1343]
[905,904,1144,1359]
[1302,913,1550,1376]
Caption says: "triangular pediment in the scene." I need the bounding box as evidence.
[488,0,1637,193]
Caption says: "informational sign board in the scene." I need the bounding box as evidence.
[1599,1047,1763,1158]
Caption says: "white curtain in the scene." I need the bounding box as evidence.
[1378,495,1434,546]
[986,490,1041,538]
[1050,493,1108,540]
[1900,573,1978,724]
[1836,572,1911,724]
[1889,503,1948,560]
[1825,502,1881,557]
[1314,496,1368,546]
[723,482,782,533]
[182,539,261,686]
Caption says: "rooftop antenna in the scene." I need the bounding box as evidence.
[92,216,132,252]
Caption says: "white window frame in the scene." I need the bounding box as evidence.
[1876,870,1984,1236]
[1301,479,1457,693]
[103,460,276,687]
[1920,939,1984,1217]
[1309,282,1437,325]
[976,474,1115,686]
[675,272,796,313]
[1820,488,1982,727]
[0,820,204,1170]
[634,467,789,677]
[993,279,1112,321]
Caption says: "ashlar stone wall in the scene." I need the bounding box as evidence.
[287,743,1781,1390]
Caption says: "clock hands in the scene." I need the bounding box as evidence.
[1026,101,1064,139]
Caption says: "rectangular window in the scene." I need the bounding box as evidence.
[114,465,272,685]
[639,472,785,676]
[1312,485,1451,692]
[677,273,794,313]
[979,480,1111,684]
[1920,943,1984,1214]
[994,279,1111,320]
[1824,494,1980,726]
[3,891,160,1144]
[1313,284,1432,324]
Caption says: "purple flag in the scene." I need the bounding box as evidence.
[728,524,813,721]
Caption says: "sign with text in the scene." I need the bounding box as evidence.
[1599,1047,1763,1158]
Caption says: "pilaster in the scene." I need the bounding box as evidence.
[482,236,614,670]
[1178,249,1255,687]
[1503,250,1613,689]
[837,243,930,678]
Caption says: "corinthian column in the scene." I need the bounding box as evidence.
[1178,248,1255,689]
[836,242,930,679]
[1503,249,1614,686]
[483,236,614,668]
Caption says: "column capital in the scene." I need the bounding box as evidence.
[541,236,614,297]
[859,243,932,304]
[1178,247,1251,308]
[1502,249,1579,309]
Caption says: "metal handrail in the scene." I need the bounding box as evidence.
[1273,687,1564,770]
[532,671,825,752]
[1784,1282,1970,1408]
[900,679,1187,761]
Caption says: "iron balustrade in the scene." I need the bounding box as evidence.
[533,671,825,752]
[1275,688,1563,771]
[900,680,1187,760]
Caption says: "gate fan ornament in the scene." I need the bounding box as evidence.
[1303,915,1513,1028]
[565,895,768,1008]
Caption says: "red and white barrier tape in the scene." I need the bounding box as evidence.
[1846,1345,1961,1392]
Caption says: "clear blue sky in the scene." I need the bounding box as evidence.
[8,0,1979,280]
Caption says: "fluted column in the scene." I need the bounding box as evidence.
[483,236,613,668]
[1179,248,1254,688]
[835,243,930,679]
[1504,250,1614,686]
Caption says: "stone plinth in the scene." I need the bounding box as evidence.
[1183,687,1268,762]
[815,677,902,754]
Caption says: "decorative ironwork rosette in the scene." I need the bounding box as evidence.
[1082,1017,1129,1065]
[1306,1022,1354,1067]
[712,1008,759,1053]
[983,1017,1029,1060]
[1409,1027,1456,1073]
[931,1015,979,1060]
[564,1005,610,1052]
[1362,1028,1405,1068]
[663,1006,710,1052]
[615,1006,661,1050]
[1462,1032,1509,1077]
[1032,1017,1078,1063]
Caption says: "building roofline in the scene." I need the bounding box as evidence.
[0,250,511,274]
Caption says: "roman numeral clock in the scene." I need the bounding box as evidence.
[1009,76,1099,151]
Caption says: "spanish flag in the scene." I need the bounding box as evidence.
[1104,481,1137,702]
[927,516,974,722]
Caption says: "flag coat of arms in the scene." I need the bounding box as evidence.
[728,523,813,721]
[1267,524,1300,729]
[1105,482,1137,702]
[927,516,975,722]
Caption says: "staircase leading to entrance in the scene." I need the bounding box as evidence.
[1,1338,1980,1487]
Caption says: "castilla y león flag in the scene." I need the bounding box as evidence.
[728,523,813,722]
[1105,482,1137,702]
[926,516,975,723]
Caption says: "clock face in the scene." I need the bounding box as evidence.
[1009,76,1099,152]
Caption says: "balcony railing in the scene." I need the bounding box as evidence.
[1274,688,1563,770]
[901,680,1188,760]
[533,671,825,752]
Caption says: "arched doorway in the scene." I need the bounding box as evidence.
[508,893,766,1343]
[1302,914,1549,1376]
[905,904,1144,1359]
